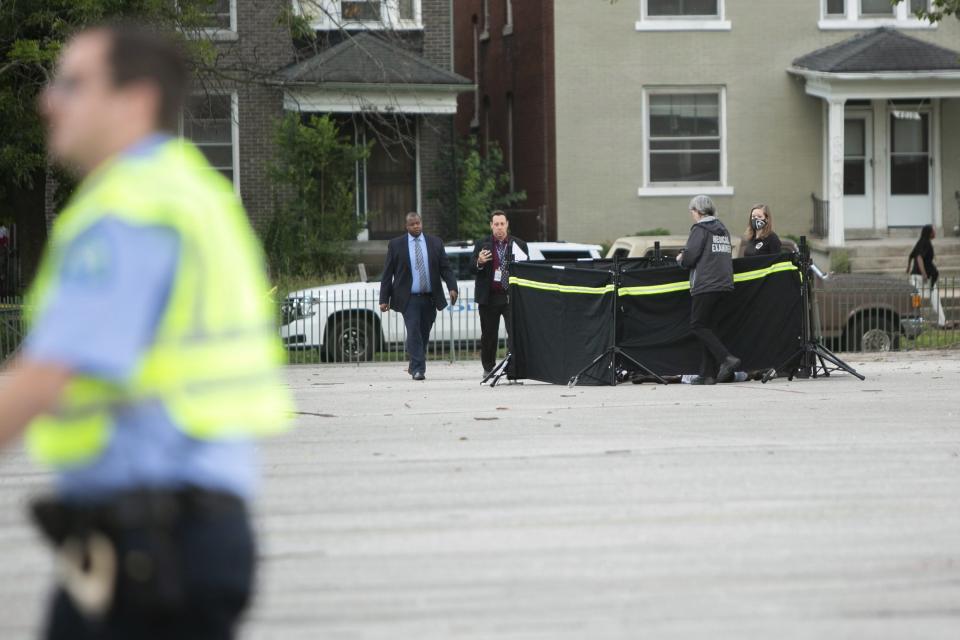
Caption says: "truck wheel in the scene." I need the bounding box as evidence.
[328,316,376,362]
[848,315,899,352]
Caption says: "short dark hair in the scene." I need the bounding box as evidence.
[91,23,191,133]
[490,210,507,222]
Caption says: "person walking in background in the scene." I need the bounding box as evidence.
[379,212,458,380]
[0,23,292,639]
[908,224,947,328]
[740,203,782,257]
[472,211,528,378]
[677,195,741,385]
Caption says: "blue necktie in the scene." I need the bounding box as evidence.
[414,237,428,293]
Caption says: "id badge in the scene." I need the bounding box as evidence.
[493,269,503,283]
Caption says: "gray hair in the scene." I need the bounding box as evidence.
[688,195,716,217]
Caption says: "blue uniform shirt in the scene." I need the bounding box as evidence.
[407,233,432,294]
[24,148,256,503]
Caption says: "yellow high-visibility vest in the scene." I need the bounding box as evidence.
[25,138,292,468]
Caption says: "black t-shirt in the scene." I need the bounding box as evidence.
[743,232,782,257]
[909,239,938,281]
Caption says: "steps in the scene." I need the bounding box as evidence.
[841,238,960,276]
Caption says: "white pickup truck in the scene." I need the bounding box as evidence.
[280,241,603,361]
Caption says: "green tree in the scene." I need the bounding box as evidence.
[916,0,960,21]
[265,113,371,277]
[435,136,526,241]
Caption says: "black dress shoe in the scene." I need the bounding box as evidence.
[412,371,425,381]
[716,356,741,384]
[690,376,716,385]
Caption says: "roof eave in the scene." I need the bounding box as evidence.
[271,80,474,92]
[788,66,960,81]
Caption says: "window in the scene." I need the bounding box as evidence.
[643,90,727,192]
[197,0,235,30]
[844,119,867,196]
[481,0,491,39]
[182,94,239,191]
[819,0,934,28]
[338,116,418,240]
[504,0,514,35]
[180,0,236,39]
[637,0,730,31]
[647,0,718,16]
[301,0,422,30]
[342,0,381,21]
[506,93,515,191]
[471,18,480,129]
[890,113,930,196]
[860,0,895,16]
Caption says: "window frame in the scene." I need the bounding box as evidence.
[180,91,241,196]
[818,0,935,30]
[639,86,733,197]
[636,0,731,32]
[481,0,491,41]
[298,0,423,31]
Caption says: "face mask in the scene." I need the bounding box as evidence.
[751,218,766,231]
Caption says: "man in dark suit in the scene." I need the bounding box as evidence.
[379,212,458,380]
[471,210,529,377]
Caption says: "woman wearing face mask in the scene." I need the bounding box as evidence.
[741,204,782,257]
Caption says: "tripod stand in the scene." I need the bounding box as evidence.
[763,236,864,382]
[482,352,514,387]
[567,256,667,388]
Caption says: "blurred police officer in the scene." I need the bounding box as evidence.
[0,23,291,639]
[677,195,741,385]
[472,211,528,377]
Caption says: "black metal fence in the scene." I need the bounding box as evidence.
[0,296,25,363]
[2,279,958,366]
[813,275,959,352]
[280,291,504,365]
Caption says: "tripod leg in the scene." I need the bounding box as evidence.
[567,349,616,388]
[483,353,511,386]
[812,345,865,381]
[615,349,668,385]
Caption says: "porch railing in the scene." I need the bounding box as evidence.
[811,193,829,239]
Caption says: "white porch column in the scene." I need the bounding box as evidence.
[827,97,846,247]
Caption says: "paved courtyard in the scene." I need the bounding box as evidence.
[1,351,959,639]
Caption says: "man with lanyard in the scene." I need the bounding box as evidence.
[472,211,528,377]
[0,24,291,639]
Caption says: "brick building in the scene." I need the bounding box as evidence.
[44,0,470,266]
[453,0,557,241]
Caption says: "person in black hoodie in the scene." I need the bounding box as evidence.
[677,195,741,384]
[471,211,529,377]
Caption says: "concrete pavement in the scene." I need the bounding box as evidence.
[1,352,959,639]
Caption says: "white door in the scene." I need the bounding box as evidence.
[888,112,933,227]
[843,114,873,229]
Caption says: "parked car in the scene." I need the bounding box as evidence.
[280,241,603,361]
[606,234,923,352]
[812,269,923,352]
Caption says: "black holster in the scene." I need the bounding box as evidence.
[31,491,192,615]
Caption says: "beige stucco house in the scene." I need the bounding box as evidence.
[552,1,960,251]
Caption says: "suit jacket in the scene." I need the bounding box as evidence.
[470,235,529,306]
[379,233,458,313]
